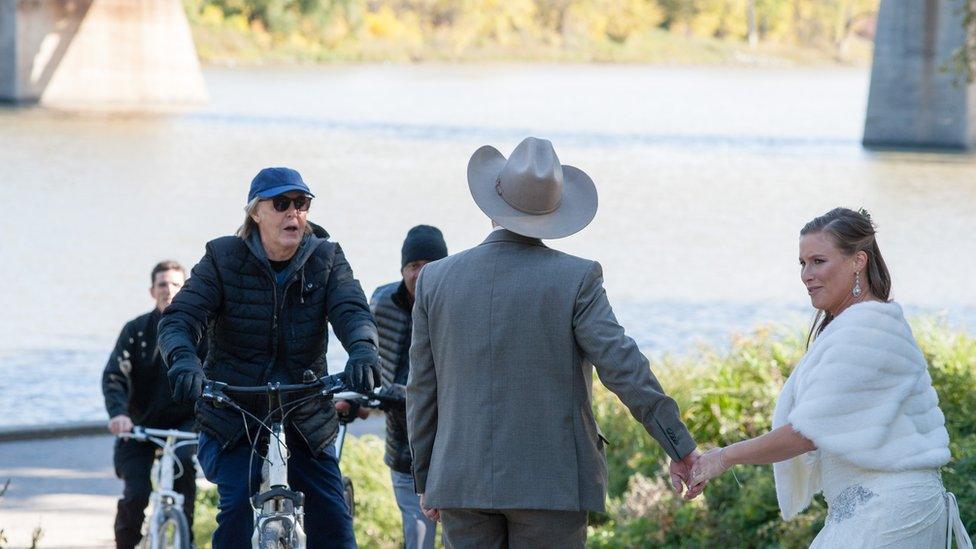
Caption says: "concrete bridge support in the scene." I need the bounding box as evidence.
[0,0,206,109]
[864,0,976,150]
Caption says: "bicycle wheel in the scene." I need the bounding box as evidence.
[257,519,292,549]
[342,476,355,519]
[141,506,192,549]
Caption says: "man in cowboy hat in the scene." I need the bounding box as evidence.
[406,137,703,547]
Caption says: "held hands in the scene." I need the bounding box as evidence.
[108,414,133,435]
[345,342,381,395]
[669,449,705,500]
[689,447,730,488]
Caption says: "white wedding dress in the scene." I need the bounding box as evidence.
[772,301,972,548]
[810,451,967,547]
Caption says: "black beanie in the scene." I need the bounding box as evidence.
[401,225,448,268]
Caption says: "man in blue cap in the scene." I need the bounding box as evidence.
[159,166,379,548]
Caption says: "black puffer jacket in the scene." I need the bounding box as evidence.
[370,281,413,473]
[102,309,201,429]
[158,224,377,455]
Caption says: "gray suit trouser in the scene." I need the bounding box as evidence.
[441,508,587,549]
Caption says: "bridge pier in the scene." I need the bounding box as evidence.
[0,0,206,109]
[863,0,976,150]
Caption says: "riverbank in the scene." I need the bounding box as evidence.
[187,14,873,67]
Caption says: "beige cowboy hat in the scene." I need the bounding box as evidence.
[467,137,598,239]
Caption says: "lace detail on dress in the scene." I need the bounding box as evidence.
[827,485,878,524]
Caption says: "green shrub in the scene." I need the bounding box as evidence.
[592,321,975,546]
[340,434,403,548]
[191,322,974,547]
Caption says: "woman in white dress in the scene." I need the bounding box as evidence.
[689,207,972,548]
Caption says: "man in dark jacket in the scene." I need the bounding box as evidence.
[158,167,379,548]
[102,260,202,549]
[369,225,447,549]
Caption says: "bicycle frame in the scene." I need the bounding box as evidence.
[119,427,198,549]
[202,374,346,549]
[250,393,307,549]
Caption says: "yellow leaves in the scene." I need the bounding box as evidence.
[685,0,749,39]
[186,0,880,63]
[364,6,403,39]
[199,4,226,28]
[605,0,665,43]
[322,13,351,49]
[563,3,610,44]
[359,6,424,58]
[450,0,540,47]
[226,13,250,33]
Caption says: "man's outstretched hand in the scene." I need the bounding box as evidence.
[669,449,706,500]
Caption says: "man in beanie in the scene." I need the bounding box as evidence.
[370,225,447,548]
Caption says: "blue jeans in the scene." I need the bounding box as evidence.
[197,431,356,548]
[391,469,437,549]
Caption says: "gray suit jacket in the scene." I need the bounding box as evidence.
[406,229,696,512]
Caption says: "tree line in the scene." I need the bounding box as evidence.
[184,0,879,62]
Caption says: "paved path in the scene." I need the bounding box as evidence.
[0,417,384,548]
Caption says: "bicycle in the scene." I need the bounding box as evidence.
[117,427,199,549]
[200,372,348,549]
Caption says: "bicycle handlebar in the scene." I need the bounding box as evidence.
[118,426,198,442]
[200,372,348,404]
[336,391,404,406]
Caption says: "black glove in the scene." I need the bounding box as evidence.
[168,358,205,405]
[344,341,380,395]
[378,384,406,401]
[377,384,407,411]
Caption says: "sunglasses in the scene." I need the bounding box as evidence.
[267,195,312,212]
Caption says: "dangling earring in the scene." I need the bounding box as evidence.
[852,272,863,297]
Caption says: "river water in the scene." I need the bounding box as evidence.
[1,64,974,427]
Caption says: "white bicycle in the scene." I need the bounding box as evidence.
[118,427,199,549]
[200,373,347,549]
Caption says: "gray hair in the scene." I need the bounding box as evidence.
[236,198,261,238]
[235,197,314,238]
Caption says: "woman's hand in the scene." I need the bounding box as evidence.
[690,447,730,487]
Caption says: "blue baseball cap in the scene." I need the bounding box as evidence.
[247,167,315,203]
